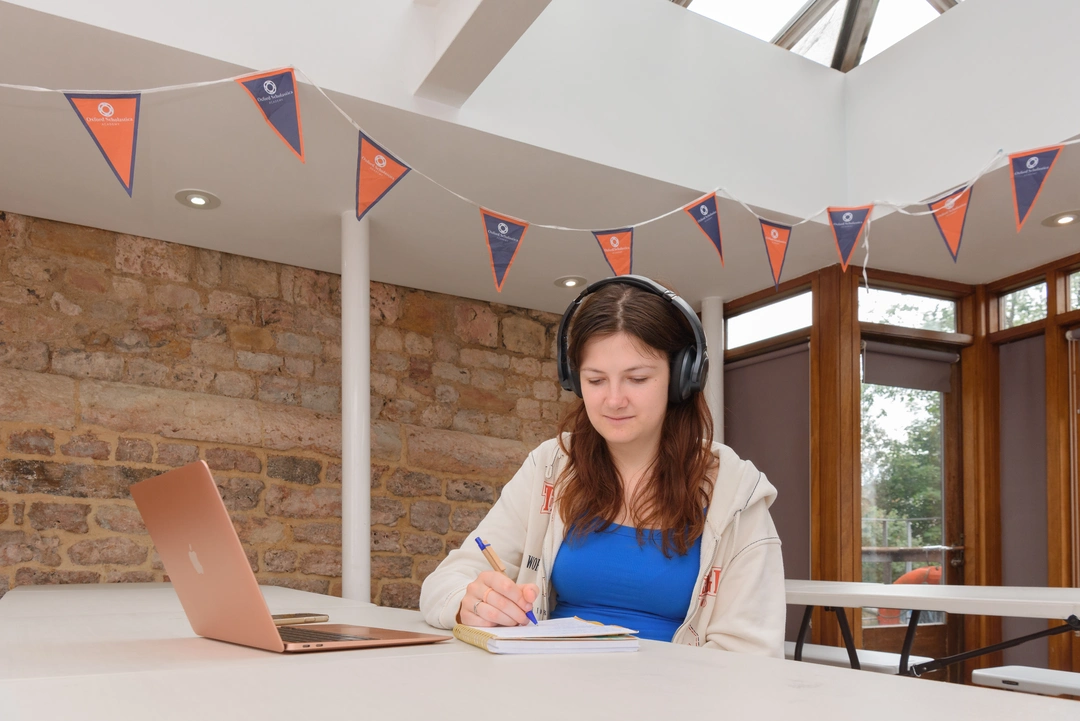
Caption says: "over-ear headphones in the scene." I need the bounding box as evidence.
[556,275,709,404]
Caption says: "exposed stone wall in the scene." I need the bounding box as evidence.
[0,211,574,606]
[366,285,574,607]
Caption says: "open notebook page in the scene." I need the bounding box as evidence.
[470,618,637,639]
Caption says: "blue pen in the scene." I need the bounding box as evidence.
[475,537,538,625]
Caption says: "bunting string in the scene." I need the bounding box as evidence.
[3,66,1079,288]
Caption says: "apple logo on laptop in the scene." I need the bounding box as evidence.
[188,545,205,574]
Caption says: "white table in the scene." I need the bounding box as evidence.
[785,580,1080,675]
[0,584,1076,720]
[786,580,1080,619]
[0,581,372,619]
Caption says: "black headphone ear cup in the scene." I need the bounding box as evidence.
[692,352,709,395]
[669,347,694,404]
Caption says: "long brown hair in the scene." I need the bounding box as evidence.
[556,281,715,556]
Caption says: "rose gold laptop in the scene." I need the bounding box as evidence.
[130,460,450,653]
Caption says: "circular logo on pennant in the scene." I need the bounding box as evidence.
[1027,156,1039,169]
[97,102,114,118]
[699,205,708,216]
[945,198,956,210]
[610,236,620,248]
[770,229,779,239]
[263,80,277,96]
[374,155,387,168]
[497,222,509,235]
[842,212,854,223]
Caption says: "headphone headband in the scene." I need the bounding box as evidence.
[556,275,709,403]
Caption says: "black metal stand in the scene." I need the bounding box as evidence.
[898,609,921,675]
[825,607,861,670]
[794,606,813,662]
[907,614,1080,677]
[793,606,861,670]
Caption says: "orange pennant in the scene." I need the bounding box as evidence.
[928,187,972,262]
[65,94,141,196]
[356,131,410,221]
[759,220,792,290]
[592,229,633,276]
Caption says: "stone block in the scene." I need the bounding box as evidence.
[7,429,55,456]
[266,455,322,486]
[60,432,110,460]
[454,303,497,348]
[216,476,265,511]
[115,234,191,281]
[27,502,91,533]
[205,447,262,473]
[386,469,442,497]
[264,485,341,518]
[80,381,262,446]
[294,522,343,546]
[115,437,153,463]
[501,316,546,356]
[68,537,147,566]
[225,255,279,299]
[300,548,341,576]
[409,501,450,534]
[94,505,148,534]
[157,443,199,467]
[405,426,526,478]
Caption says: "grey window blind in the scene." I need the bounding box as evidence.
[999,335,1048,668]
[724,343,810,643]
[861,341,958,393]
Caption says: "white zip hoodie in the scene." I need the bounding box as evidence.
[419,435,786,657]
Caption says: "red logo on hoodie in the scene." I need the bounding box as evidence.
[540,482,555,514]
[699,567,722,606]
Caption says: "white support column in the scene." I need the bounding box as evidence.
[701,296,724,444]
[340,212,371,601]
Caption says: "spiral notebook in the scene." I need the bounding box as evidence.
[452,617,639,655]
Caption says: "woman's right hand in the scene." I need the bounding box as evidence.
[458,571,539,627]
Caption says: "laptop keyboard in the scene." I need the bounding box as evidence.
[279,626,376,643]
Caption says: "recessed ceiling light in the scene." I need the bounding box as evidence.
[554,276,586,289]
[1041,210,1079,228]
[174,189,221,210]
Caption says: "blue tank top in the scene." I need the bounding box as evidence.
[549,522,703,642]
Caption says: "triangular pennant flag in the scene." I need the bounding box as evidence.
[592,228,634,276]
[828,205,872,272]
[236,69,305,162]
[682,193,724,267]
[928,187,972,262]
[356,131,410,221]
[64,93,141,196]
[480,209,528,292]
[759,220,792,290]
[1009,146,1062,231]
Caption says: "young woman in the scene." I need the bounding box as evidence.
[419,276,785,655]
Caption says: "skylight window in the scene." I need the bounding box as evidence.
[790,2,845,67]
[684,0,960,72]
[861,0,941,63]
[683,0,811,42]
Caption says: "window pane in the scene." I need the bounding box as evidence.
[726,291,812,349]
[688,0,809,42]
[791,1,845,67]
[1000,283,1048,329]
[858,287,957,332]
[861,382,945,627]
[860,0,940,64]
[1069,271,1080,311]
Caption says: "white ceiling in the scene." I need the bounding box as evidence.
[1,1,1079,314]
